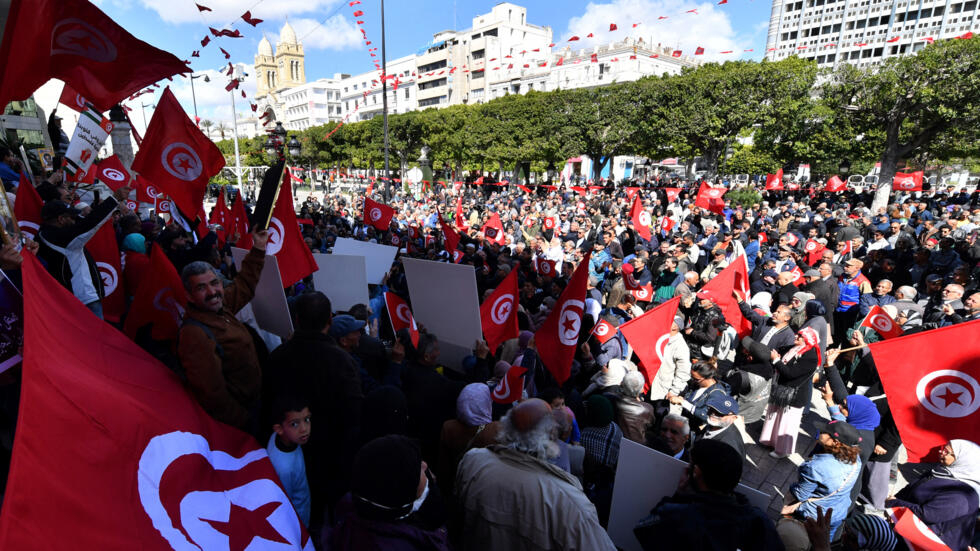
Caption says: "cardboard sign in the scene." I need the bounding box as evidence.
[231,247,293,338]
[331,237,398,285]
[608,439,771,551]
[311,254,369,313]
[0,269,23,373]
[401,257,483,371]
[252,161,285,232]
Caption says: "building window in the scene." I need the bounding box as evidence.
[404,88,409,99]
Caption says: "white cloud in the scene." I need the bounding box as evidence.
[563,0,749,62]
[289,15,361,50]
[137,0,342,25]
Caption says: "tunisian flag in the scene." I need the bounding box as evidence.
[765,169,784,190]
[870,320,980,462]
[481,212,506,246]
[664,188,682,203]
[699,258,752,337]
[629,195,652,240]
[804,238,826,266]
[534,256,558,277]
[124,244,186,341]
[454,197,468,231]
[480,267,519,352]
[58,82,91,113]
[85,223,125,322]
[893,170,924,191]
[825,175,847,192]
[229,191,254,250]
[534,253,591,385]
[267,177,318,287]
[363,197,395,231]
[132,87,225,218]
[887,507,953,551]
[208,190,233,247]
[13,176,43,240]
[591,319,617,344]
[438,213,463,263]
[620,297,680,389]
[384,292,419,347]
[2,252,314,550]
[860,305,904,340]
[0,0,188,112]
[492,365,527,404]
[94,154,132,191]
[694,182,726,215]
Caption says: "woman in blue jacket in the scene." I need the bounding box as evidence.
[887,439,980,551]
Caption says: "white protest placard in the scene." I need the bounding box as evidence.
[331,238,398,285]
[231,248,293,339]
[401,257,483,371]
[311,254,369,313]
[608,439,771,551]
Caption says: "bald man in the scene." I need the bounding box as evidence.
[456,399,615,550]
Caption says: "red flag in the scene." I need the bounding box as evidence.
[13,176,42,240]
[438,213,463,263]
[196,2,211,11]
[384,292,419,347]
[480,267,519,351]
[699,260,752,337]
[58,83,90,113]
[695,182,726,214]
[625,186,640,202]
[664,187,681,203]
[229,192,253,250]
[492,365,526,404]
[619,297,681,389]
[267,177,318,287]
[353,9,364,17]
[786,181,800,191]
[0,0,188,112]
[569,36,580,41]
[672,50,682,57]
[825,175,847,192]
[132,88,225,217]
[694,46,705,55]
[571,185,587,194]
[870,320,980,462]
[893,170,924,191]
[888,507,953,551]
[590,53,598,63]
[542,216,557,231]
[887,36,900,43]
[534,253,591,385]
[481,212,506,246]
[591,319,617,344]
[5,252,314,550]
[860,305,904,340]
[94,154,131,190]
[957,31,974,39]
[629,283,655,302]
[135,174,162,204]
[535,256,558,277]
[84,223,125,322]
[242,10,263,26]
[363,197,395,231]
[209,190,233,246]
[629,195,652,240]
[454,198,468,231]
[659,216,674,235]
[788,265,805,286]
[609,23,618,31]
[123,244,187,341]
[804,239,826,265]
[765,168,784,190]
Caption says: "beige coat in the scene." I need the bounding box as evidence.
[648,332,692,401]
[456,446,616,551]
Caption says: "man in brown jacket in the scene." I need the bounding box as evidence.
[178,229,268,431]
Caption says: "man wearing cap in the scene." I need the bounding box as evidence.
[699,394,745,459]
[835,258,872,337]
[37,184,132,318]
[699,248,729,282]
[456,399,616,550]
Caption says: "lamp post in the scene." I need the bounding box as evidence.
[229,65,248,188]
[264,121,301,162]
[380,0,391,201]
[189,73,210,127]
[140,102,154,134]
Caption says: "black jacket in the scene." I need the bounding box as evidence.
[37,197,118,304]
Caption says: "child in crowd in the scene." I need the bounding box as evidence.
[266,394,312,528]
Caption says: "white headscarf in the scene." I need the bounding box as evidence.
[935,439,980,497]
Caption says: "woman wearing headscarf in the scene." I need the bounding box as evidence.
[121,232,149,302]
[821,388,880,502]
[800,299,828,360]
[783,420,863,539]
[886,439,980,551]
[760,327,821,458]
[437,383,502,497]
[582,358,627,397]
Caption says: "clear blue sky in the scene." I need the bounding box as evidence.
[46,0,773,131]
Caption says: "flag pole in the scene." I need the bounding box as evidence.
[380,0,391,202]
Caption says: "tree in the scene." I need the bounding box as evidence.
[557,83,643,182]
[724,144,779,176]
[822,37,980,211]
[200,119,214,140]
[215,122,230,141]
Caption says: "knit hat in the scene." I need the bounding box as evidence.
[792,291,815,304]
[585,394,614,427]
[844,514,897,551]
[351,435,423,521]
[121,233,146,253]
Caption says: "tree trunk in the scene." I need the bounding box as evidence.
[871,126,901,214]
[497,160,504,181]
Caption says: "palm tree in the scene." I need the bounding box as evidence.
[200,119,214,139]
[216,122,230,141]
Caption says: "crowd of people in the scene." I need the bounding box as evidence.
[3,155,980,549]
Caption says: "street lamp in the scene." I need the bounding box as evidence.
[189,73,209,126]
[287,135,301,158]
[264,121,288,160]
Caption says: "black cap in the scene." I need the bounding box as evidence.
[41,200,78,221]
[813,419,862,446]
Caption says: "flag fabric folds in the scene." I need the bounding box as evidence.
[534,253,591,385]
[619,297,680,389]
[480,267,519,352]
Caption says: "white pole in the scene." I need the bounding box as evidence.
[230,81,243,188]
